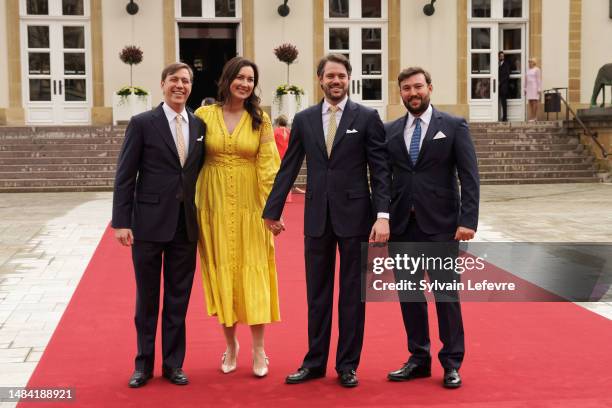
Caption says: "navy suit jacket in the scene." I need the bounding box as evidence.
[385,107,479,236]
[112,103,206,242]
[263,99,391,238]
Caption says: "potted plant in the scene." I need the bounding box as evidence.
[272,43,308,123]
[112,45,151,124]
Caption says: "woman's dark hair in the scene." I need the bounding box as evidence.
[216,56,263,130]
[275,114,288,127]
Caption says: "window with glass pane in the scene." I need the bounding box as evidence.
[503,29,521,50]
[64,53,86,75]
[471,0,491,17]
[29,53,51,75]
[505,53,521,74]
[65,79,86,101]
[362,54,381,75]
[471,78,491,99]
[362,0,381,17]
[28,26,50,48]
[503,0,522,17]
[29,79,51,101]
[329,28,349,50]
[361,28,381,50]
[329,0,349,17]
[63,27,85,49]
[182,0,202,16]
[63,0,84,15]
[471,28,490,49]
[27,0,48,15]
[215,0,236,17]
[508,78,521,99]
[362,79,382,100]
[471,53,490,74]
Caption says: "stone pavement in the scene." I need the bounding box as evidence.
[0,184,611,406]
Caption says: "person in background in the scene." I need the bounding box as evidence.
[524,58,542,122]
[498,51,511,122]
[273,115,293,202]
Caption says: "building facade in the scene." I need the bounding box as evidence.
[1,0,611,125]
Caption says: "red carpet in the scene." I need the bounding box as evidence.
[20,195,612,407]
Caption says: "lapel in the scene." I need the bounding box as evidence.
[307,101,328,159]
[151,103,180,165]
[393,114,411,165]
[186,110,200,162]
[330,98,358,155]
[414,106,442,166]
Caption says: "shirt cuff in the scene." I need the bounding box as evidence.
[376,212,389,219]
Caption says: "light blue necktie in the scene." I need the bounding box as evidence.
[409,118,422,164]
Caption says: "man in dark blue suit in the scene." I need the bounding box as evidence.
[112,62,206,388]
[385,67,479,389]
[263,54,391,388]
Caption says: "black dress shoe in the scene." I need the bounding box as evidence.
[128,370,152,388]
[338,370,358,388]
[387,362,431,382]
[162,367,189,385]
[285,367,325,384]
[443,368,461,389]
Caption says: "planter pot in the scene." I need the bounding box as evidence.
[271,93,309,125]
[112,94,152,125]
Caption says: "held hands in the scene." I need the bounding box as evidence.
[369,218,390,243]
[114,228,134,246]
[454,226,475,241]
[264,218,286,236]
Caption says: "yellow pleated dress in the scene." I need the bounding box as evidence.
[194,104,281,327]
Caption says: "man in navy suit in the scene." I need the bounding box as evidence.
[263,54,391,388]
[112,62,206,388]
[384,67,479,388]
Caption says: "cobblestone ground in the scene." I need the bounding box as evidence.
[0,184,610,406]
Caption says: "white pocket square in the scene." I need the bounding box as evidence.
[433,132,447,140]
[346,129,358,134]
[196,136,204,142]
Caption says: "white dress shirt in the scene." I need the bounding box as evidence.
[322,95,348,140]
[162,102,190,154]
[322,96,389,220]
[403,103,433,155]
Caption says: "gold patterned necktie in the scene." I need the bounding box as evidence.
[175,114,186,167]
[326,105,339,157]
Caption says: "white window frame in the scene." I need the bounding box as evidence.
[175,0,242,23]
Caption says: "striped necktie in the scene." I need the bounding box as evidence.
[326,105,339,157]
[175,114,186,167]
[409,117,422,164]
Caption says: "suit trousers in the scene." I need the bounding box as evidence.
[391,213,465,370]
[302,211,368,373]
[131,206,197,372]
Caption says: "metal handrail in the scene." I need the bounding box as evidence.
[545,87,608,158]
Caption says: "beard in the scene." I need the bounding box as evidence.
[321,83,348,103]
[403,95,430,115]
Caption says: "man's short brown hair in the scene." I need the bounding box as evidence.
[317,53,352,77]
[161,62,193,82]
[398,67,432,86]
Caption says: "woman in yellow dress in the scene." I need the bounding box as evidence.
[194,57,281,377]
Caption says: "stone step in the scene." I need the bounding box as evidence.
[0,163,117,172]
[479,170,600,179]
[469,130,567,137]
[481,177,599,185]
[472,136,578,145]
[0,126,126,137]
[0,171,114,180]
[473,150,587,158]
[0,150,118,158]
[0,137,125,145]
[0,178,114,191]
[0,156,118,165]
[0,185,113,193]
[474,144,579,152]
[477,156,593,165]
[478,163,596,172]
[0,144,122,152]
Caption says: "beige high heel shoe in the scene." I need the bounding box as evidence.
[221,344,239,374]
[252,350,269,378]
